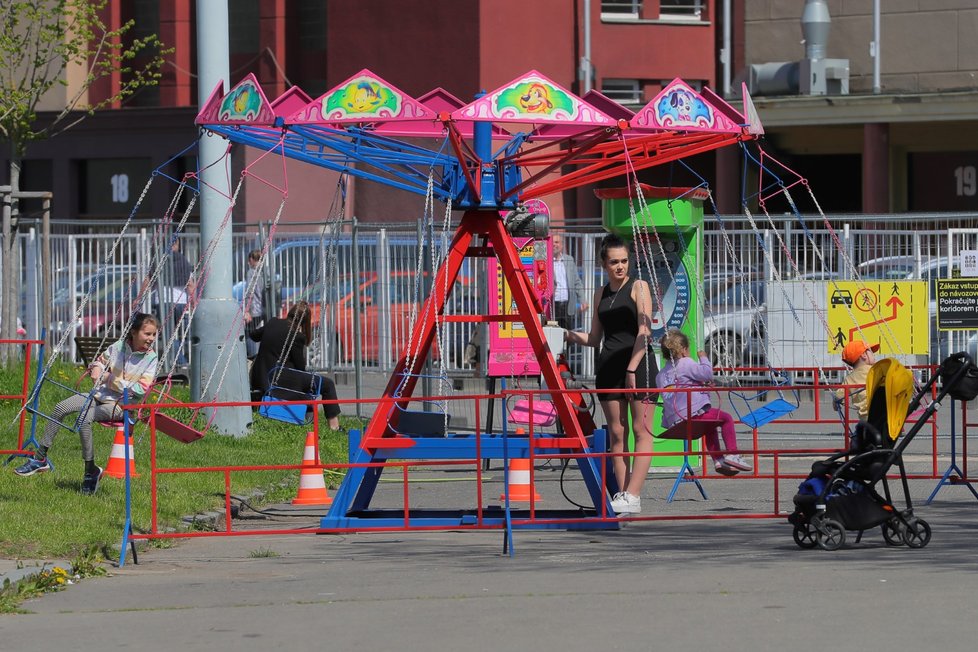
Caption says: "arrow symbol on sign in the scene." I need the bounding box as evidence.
[849,296,904,340]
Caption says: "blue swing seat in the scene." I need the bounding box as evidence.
[730,370,799,429]
[738,398,797,429]
[259,367,322,426]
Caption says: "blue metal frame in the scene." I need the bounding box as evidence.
[320,429,619,531]
[666,437,709,503]
[925,400,978,504]
[202,122,533,210]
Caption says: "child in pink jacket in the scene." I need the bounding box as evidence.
[656,328,751,475]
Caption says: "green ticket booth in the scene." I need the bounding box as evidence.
[595,184,709,469]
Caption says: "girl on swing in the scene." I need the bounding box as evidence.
[15,313,160,495]
[565,233,658,515]
[657,328,751,475]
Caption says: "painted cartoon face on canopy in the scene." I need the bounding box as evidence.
[494,79,577,120]
[670,90,694,120]
[520,83,554,114]
[349,82,382,113]
[234,87,252,113]
[322,77,402,119]
[218,81,262,121]
[653,85,713,128]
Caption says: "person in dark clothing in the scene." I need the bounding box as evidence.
[249,300,342,430]
[565,233,657,515]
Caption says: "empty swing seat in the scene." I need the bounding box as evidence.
[508,399,558,427]
[739,398,797,429]
[396,410,451,437]
[731,370,799,429]
[154,413,205,443]
[98,383,205,444]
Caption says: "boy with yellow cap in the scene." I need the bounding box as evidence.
[836,340,881,420]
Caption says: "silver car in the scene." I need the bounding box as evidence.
[702,273,767,369]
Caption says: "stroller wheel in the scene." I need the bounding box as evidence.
[881,520,906,546]
[903,518,932,548]
[814,516,846,551]
[792,523,818,549]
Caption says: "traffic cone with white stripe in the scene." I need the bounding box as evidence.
[292,431,332,505]
[103,426,139,479]
[499,430,541,503]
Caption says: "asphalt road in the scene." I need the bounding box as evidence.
[5,475,978,652]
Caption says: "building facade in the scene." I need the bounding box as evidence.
[3,0,723,226]
[740,1,978,214]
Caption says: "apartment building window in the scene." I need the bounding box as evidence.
[659,1,705,21]
[601,79,643,106]
[229,0,260,54]
[297,0,327,50]
[129,0,159,41]
[601,1,641,19]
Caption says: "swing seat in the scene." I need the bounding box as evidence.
[155,413,204,443]
[396,410,451,437]
[259,390,314,425]
[96,392,205,444]
[730,370,800,429]
[508,399,558,427]
[739,398,797,429]
[258,368,322,426]
[657,419,724,440]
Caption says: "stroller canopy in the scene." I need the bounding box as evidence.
[865,358,914,442]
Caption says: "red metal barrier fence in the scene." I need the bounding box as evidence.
[116,363,967,563]
[0,338,42,459]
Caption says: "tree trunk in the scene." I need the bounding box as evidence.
[1,153,22,365]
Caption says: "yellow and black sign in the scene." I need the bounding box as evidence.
[826,281,929,355]
[936,278,978,331]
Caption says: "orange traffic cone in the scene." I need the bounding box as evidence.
[292,431,332,506]
[103,426,139,479]
[499,430,541,503]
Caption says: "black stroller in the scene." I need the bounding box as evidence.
[789,352,978,551]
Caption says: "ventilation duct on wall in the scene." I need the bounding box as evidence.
[745,0,849,97]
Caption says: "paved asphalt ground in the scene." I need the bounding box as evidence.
[4,373,978,650]
[4,474,978,651]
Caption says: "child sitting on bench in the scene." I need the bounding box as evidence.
[656,328,751,476]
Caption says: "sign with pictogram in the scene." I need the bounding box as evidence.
[826,281,929,355]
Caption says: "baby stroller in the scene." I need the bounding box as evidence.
[789,352,978,551]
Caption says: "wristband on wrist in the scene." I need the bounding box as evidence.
[626,369,636,374]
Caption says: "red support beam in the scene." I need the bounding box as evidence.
[360,210,587,450]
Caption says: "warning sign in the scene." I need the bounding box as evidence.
[936,278,978,330]
[826,281,929,355]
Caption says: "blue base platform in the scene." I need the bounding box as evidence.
[320,429,619,531]
[320,507,619,530]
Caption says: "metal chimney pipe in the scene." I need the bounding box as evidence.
[801,0,831,61]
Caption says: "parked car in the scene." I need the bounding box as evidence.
[702,273,767,369]
[51,265,141,336]
[285,271,476,366]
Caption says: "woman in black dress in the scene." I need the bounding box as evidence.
[565,233,657,514]
[250,300,342,430]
